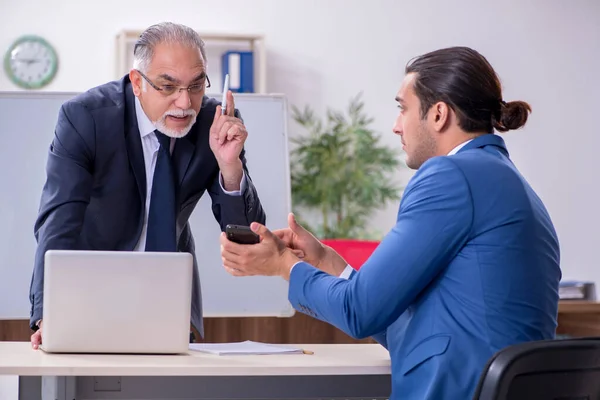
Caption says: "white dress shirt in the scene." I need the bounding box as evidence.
[331,138,474,279]
[133,97,247,251]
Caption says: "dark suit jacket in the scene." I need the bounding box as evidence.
[29,75,266,335]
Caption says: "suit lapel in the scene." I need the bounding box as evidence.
[124,83,147,205]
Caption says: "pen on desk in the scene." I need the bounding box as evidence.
[221,73,230,115]
[302,349,314,355]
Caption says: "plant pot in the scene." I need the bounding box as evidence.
[321,239,380,271]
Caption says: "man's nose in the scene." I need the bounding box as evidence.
[174,89,192,109]
[392,115,403,136]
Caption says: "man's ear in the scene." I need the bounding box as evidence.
[129,69,142,97]
[430,101,451,132]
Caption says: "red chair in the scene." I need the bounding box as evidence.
[321,239,380,271]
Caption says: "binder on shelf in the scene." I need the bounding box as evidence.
[222,51,254,93]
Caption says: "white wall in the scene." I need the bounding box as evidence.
[1,0,600,289]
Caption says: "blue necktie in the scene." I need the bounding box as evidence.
[145,131,177,252]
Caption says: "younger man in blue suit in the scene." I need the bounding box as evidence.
[219,46,561,399]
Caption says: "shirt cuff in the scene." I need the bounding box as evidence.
[289,261,302,275]
[219,170,247,196]
[339,264,354,279]
[289,262,354,278]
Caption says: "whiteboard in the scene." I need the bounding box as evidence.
[0,91,294,319]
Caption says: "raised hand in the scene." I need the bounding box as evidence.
[209,91,246,188]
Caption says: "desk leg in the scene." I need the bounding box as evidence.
[18,377,40,400]
[41,377,76,400]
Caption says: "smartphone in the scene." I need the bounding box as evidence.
[226,224,260,244]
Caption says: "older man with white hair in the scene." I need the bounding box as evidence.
[28,22,266,349]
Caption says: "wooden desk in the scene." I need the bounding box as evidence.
[557,301,600,337]
[0,342,391,400]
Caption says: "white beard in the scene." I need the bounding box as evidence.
[153,108,197,138]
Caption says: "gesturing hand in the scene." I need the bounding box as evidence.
[274,213,350,276]
[209,90,247,170]
[273,213,326,267]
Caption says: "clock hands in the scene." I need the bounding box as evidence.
[12,57,41,65]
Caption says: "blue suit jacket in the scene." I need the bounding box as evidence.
[288,134,560,400]
[29,75,266,334]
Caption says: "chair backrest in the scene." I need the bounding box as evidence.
[473,337,600,400]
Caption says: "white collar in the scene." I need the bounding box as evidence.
[447,139,473,156]
[134,96,156,138]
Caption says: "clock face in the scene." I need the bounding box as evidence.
[3,35,58,89]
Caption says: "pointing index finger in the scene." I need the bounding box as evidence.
[227,90,235,117]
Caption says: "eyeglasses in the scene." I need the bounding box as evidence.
[136,69,211,97]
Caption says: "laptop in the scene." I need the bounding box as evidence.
[40,250,193,354]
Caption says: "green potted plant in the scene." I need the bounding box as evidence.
[290,93,403,267]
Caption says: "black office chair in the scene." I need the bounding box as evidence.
[473,337,600,400]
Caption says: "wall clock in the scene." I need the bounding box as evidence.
[3,35,58,89]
